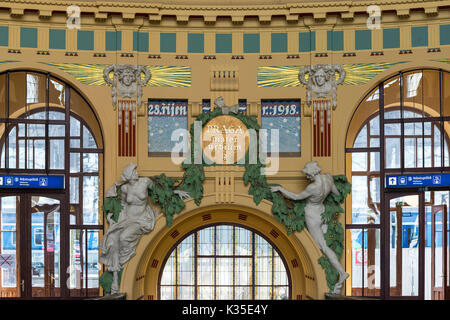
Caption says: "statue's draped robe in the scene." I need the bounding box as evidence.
[100,196,156,272]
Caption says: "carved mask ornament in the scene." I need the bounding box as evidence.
[103,64,151,109]
[298,64,346,110]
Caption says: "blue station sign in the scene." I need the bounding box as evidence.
[0,175,64,189]
[386,174,450,188]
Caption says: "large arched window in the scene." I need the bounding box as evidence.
[0,71,103,298]
[345,69,450,299]
[159,224,290,300]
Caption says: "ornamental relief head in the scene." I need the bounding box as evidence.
[103,64,151,109]
[299,64,346,109]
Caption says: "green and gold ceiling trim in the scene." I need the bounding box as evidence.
[257,62,408,87]
[41,63,191,87]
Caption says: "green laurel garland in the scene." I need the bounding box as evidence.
[100,108,351,294]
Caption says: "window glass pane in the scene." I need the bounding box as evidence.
[352,152,367,171]
[350,229,364,295]
[274,252,288,286]
[83,176,99,225]
[70,153,80,173]
[389,196,420,296]
[198,227,214,256]
[385,138,401,168]
[27,124,45,137]
[383,77,401,117]
[370,138,379,148]
[69,230,83,292]
[370,152,380,172]
[83,153,98,173]
[161,253,176,285]
[197,258,214,285]
[159,225,290,300]
[7,127,16,169]
[18,139,25,169]
[255,234,272,286]
[217,258,233,285]
[235,227,252,255]
[403,71,424,117]
[385,123,401,135]
[26,73,46,106]
[235,258,252,286]
[352,176,380,224]
[423,70,441,117]
[198,286,213,300]
[370,116,379,135]
[49,125,65,137]
[216,287,232,300]
[177,235,194,286]
[346,87,379,148]
[235,286,252,300]
[70,177,79,204]
[83,126,97,149]
[148,100,188,153]
[255,286,271,299]
[434,124,442,167]
[70,117,80,136]
[216,225,233,256]
[49,79,65,107]
[0,197,18,292]
[70,139,80,148]
[86,230,99,290]
[353,125,367,148]
[50,139,64,169]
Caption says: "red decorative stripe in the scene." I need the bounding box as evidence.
[327,109,331,156]
[121,108,125,156]
[118,111,122,157]
[132,102,136,157]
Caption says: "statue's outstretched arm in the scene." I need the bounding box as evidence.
[270,185,312,201]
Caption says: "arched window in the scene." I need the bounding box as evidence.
[0,71,103,298]
[159,224,290,300]
[345,69,450,299]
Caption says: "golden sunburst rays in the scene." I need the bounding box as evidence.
[42,63,109,86]
[145,66,191,87]
[343,62,408,85]
[257,66,302,87]
[41,63,191,87]
[257,62,407,87]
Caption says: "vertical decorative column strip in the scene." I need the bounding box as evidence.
[103,64,151,157]
[313,99,332,157]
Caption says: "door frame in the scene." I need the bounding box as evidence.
[0,191,65,299]
[383,190,425,300]
[431,204,449,300]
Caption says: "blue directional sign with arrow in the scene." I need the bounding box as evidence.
[0,175,64,189]
[386,173,450,188]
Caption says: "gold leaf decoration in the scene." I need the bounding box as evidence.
[41,63,191,87]
[257,62,408,87]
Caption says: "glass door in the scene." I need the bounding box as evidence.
[386,192,424,299]
[0,196,20,297]
[26,195,61,298]
[431,204,449,300]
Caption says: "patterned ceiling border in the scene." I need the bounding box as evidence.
[257,62,409,87]
[41,63,191,87]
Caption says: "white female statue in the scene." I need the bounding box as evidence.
[270,161,349,294]
[100,163,189,294]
